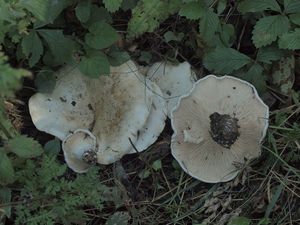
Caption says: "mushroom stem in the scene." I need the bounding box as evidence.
[183,130,204,144]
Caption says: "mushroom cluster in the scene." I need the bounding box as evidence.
[29,60,167,172]
[171,75,269,183]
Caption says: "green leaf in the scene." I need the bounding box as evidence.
[85,21,119,49]
[34,68,56,93]
[164,31,184,42]
[199,9,220,45]
[179,2,206,20]
[103,0,123,12]
[284,0,300,14]
[38,29,76,64]
[243,64,266,93]
[278,29,300,50]
[228,217,251,225]
[105,211,130,225]
[138,169,151,179]
[0,187,12,218]
[252,15,290,48]
[79,52,110,78]
[84,6,112,27]
[257,46,286,64]
[107,47,130,66]
[265,184,284,218]
[203,47,251,74]
[7,135,43,158]
[75,0,91,23]
[44,138,61,156]
[19,0,49,21]
[238,0,281,14]
[0,150,15,185]
[219,23,235,47]
[152,160,162,171]
[217,0,227,15]
[289,13,300,25]
[21,31,43,67]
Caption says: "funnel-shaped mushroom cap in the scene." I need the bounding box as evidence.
[171,75,269,183]
[29,67,95,140]
[62,129,97,173]
[128,81,167,153]
[147,61,196,117]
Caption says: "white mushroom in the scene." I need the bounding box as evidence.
[146,61,196,117]
[29,60,167,170]
[171,75,269,183]
[62,129,97,173]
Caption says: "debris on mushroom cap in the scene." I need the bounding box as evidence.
[171,75,269,183]
[146,61,196,117]
[62,129,97,173]
[29,60,167,167]
[128,81,167,154]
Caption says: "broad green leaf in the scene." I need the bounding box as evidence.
[220,23,235,47]
[84,6,112,27]
[107,47,130,66]
[21,31,43,67]
[0,150,15,185]
[75,0,91,23]
[289,14,300,25]
[105,212,130,225]
[34,68,56,93]
[243,64,266,93]
[284,0,300,14]
[278,29,300,50]
[238,0,281,14]
[272,56,295,95]
[85,21,119,49]
[44,138,61,156]
[103,0,123,12]
[7,135,43,158]
[217,0,227,15]
[152,160,162,171]
[139,51,152,63]
[257,46,286,64]
[19,0,49,21]
[199,9,220,45]
[252,15,290,48]
[0,187,11,218]
[228,217,251,225]
[164,31,184,42]
[203,47,251,74]
[79,52,110,78]
[179,2,206,20]
[121,0,138,10]
[38,29,76,64]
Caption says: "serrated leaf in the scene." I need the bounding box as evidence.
[243,64,266,93]
[105,211,130,225]
[289,14,300,25]
[0,150,15,185]
[0,187,11,218]
[278,29,300,50]
[19,0,49,21]
[257,46,286,64]
[252,15,290,48]
[85,21,119,49]
[104,0,123,12]
[38,29,76,64]
[228,217,251,225]
[75,0,91,23]
[203,47,251,74]
[21,31,43,67]
[284,0,300,14]
[238,0,281,14]
[34,68,56,93]
[8,135,43,158]
[79,52,110,78]
[179,2,205,20]
[107,47,130,66]
[199,9,220,45]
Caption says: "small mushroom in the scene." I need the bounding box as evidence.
[62,129,97,173]
[171,75,269,183]
[147,61,196,117]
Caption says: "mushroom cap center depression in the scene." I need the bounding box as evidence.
[209,112,240,149]
[82,149,97,165]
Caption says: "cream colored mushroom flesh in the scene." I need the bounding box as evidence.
[171,75,269,183]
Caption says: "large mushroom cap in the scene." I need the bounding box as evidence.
[171,75,269,183]
[147,61,196,117]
